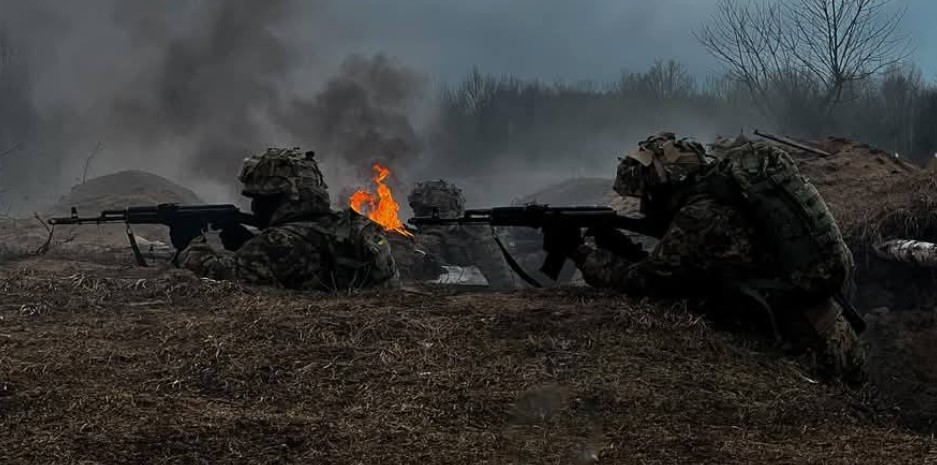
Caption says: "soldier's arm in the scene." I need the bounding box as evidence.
[178,228,321,288]
[572,198,755,296]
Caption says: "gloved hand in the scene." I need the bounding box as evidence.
[169,221,204,250]
[590,227,647,261]
[218,223,255,251]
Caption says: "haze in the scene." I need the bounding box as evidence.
[0,0,930,213]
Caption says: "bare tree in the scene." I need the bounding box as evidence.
[615,60,698,105]
[641,60,697,99]
[877,63,921,153]
[786,0,910,107]
[694,0,793,116]
[696,0,910,130]
[81,142,104,184]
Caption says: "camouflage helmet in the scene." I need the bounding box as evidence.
[614,132,711,197]
[707,133,751,158]
[408,180,466,219]
[238,147,331,213]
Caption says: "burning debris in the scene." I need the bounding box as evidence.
[349,163,413,237]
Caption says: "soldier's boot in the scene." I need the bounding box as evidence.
[787,298,866,385]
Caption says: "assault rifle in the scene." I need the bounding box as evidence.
[408,204,664,287]
[47,203,258,266]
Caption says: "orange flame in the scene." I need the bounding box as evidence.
[350,164,414,237]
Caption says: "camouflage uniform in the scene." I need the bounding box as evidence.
[177,148,398,291]
[408,180,519,290]
[572,133,864,382]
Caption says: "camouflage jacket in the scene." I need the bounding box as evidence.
[178,209,398,291]
[574,192,765,297]
[575,191,864,381]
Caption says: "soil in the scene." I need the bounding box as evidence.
[3,157,937,463]
[724,135,937,253]
[2,254,936,464]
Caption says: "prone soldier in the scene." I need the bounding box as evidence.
[407,180,520,290]
[557,132,864,382]
[171,148,399,291]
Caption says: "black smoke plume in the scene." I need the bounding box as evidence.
[109,0,295,183]
[278,53,426,178]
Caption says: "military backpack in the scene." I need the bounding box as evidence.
[700,142,854,297]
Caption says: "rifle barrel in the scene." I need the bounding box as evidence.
[48,215,128,225]
[754,129,830,157]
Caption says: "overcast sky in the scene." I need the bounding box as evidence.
[310,0,936,85]
[2,0,933,210]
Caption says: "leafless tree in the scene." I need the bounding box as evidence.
[787,0,910,107]
[696,0,910,128]
[877,63,921,153]
[81,142,104,184]
[617,60,697,100]
[695,1,793,116]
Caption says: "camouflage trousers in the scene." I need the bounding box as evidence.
[781,297,866,385]
[710,284,865,384]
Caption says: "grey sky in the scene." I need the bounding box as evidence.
[310,0,935,85]
[1,0,932,211]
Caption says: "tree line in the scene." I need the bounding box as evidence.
[429,0,934,178]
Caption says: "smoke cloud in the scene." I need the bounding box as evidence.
[0,0,429,212]
[109,0,295,183]
[278,53,427,183]
[2,1,923,213]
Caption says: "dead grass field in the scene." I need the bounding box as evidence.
[1,256,936,464]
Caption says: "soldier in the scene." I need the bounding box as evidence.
[407,180,519,290]
[171,148,398,291]
[555,132,864,382]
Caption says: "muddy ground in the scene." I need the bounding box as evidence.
[2,252,937,464]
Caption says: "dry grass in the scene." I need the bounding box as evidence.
[790,137,937,250]
[1,257,935,464]
[843,174,937,248]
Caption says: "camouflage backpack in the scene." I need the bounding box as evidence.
[702,141,854,296]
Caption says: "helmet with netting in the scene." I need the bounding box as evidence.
[614,132,711,198]
[238,147,331,213]
[408,180,466,219]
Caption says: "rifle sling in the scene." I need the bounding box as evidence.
[492,233,543,288]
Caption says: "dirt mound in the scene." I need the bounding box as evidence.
[762,136,937,427]
[1,258,935,464]
[49,170,202,215]
[864,307,937,429]
[12,171,206,251]
[759,137,936,248]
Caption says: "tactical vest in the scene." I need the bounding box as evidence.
[699,142,854,297]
